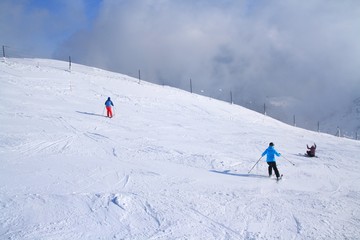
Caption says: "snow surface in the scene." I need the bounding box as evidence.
[1,58,360,240]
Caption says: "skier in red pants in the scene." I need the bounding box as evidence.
[104,97,114,118]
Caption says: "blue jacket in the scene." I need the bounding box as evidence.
[262,146,281,162]
[105,98,114,107]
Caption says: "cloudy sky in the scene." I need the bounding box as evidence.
[1,0,360,129]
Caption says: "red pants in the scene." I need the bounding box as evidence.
[106,106,113,118]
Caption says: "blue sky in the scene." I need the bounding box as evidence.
[27,0,102,23]
[1,0,360,130]
[0,0,102,56]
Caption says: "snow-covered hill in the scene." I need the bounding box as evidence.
[1,58,359,239]
[320,97,360,139]
[253,95,360,140]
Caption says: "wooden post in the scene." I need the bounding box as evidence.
[2,45,5,58]
[293,115,296,127]
[264,103,266,115]
[190,78,193,93]
[138,69,141,84]
[68,56,72,71]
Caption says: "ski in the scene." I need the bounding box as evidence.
[298,153,318,158]
[276,174,283,181]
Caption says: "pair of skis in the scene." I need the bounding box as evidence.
[276,174,283,181]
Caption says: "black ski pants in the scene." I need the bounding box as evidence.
[267,162,280,178]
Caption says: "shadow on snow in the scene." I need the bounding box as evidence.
[210,170,268,178]
[76,111,106,118]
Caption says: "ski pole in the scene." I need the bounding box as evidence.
[248,156,263,174]
[282,155,295,166]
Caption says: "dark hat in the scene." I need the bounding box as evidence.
[269,142,274,146]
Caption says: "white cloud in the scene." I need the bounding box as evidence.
[2,0,360,129]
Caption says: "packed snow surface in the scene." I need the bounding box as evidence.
[1,58,359,239]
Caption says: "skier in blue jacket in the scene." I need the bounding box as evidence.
[261,142,281,179]
[104,97,114,118]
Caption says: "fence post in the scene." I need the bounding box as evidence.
[190,78,192,93]
[337,126,341,137]
[293,115,296,127]
[264,103,266,115]
[317,121,320,132]
[138,69,141,84]
[2,45,5,58]
[230,91,233,104]
[68,56,71,72]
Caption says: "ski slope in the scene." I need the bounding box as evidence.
[0,58,359,240]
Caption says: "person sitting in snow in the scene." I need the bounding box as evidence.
[306,143,316,157]
[104,97,114,118]
[261,142,281,180]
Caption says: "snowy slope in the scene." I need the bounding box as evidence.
[0,58,360,240]
[321,97,360,139]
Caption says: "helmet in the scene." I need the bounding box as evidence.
[269,142,274,146]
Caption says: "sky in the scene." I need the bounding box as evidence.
[1,0,360,131]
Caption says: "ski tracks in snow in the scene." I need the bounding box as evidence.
[84,192,166,239]
[15,114,125,159]
[17,135,75,157]
[0,192,165,240]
